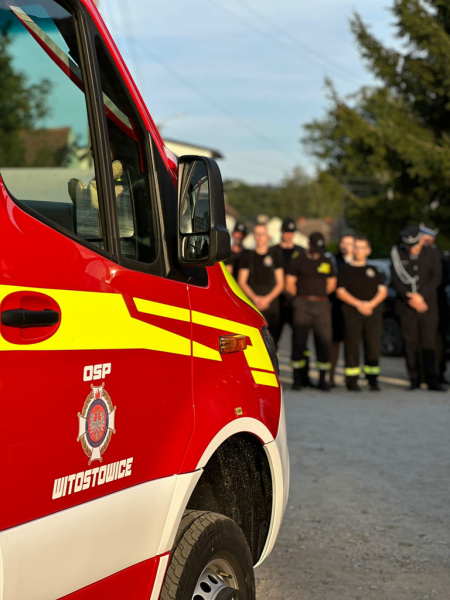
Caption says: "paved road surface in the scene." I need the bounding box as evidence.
[256,342,450,600]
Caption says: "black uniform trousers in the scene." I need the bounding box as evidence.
[397,300,439,384]
[437,292,448,378]
[272,295,293,346]
[292,297,331,370]
[262,301,280,344]
[342,305,383,379]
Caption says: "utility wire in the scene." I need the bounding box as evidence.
[137,47,286,152]
[101,2,288,156]
[207,0,360,84]
[118,0,149,101]
[234,0,359,81]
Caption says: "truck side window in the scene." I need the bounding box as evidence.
[94,38,157,265]
[0,1,104,248]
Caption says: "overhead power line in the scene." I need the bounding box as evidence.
[120,0,150,100]
[207,0,361,84]
[101,1,289,155]
[234,0,359,81]
[139,46,286,152]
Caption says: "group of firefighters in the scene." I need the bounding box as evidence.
[226,219,448,393]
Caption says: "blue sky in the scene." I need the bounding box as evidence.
[101,1,396,184]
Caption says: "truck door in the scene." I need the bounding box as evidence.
[0,2,193,598]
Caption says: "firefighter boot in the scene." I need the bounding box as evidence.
[292,368,302,391]
[346,376,361,392]
[367,374,381,392]
[318,371,330,392]
[300,369,312,388]
[423,349,446,391]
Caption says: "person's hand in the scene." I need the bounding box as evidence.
[257,296,271,312]
[357,301,373,316]
[413,299,428,313]
[253,296,263,310]
[410,240,423,256]
[254,296,269,311]
[407,292,428,313]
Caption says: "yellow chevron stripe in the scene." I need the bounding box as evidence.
[134,297,190,322]
[251,370,279,388]
[0,284,273,383]
[219,262,262,316]
[192,311,274,373]
[193,341,222,361]
[0,285,191,355]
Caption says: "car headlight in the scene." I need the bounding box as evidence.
[262,326,279,375]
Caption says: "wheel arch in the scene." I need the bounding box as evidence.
[187,431,273,566]
[160,411,288,569]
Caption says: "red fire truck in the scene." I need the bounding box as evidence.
[0,1,289,599]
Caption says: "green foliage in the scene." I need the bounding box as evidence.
[225,167,347,221]
[0,27,51,166]
[302,0,450,255]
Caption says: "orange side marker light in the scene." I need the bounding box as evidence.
[219,334,248,354]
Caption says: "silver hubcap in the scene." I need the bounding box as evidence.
[192,558,239,600]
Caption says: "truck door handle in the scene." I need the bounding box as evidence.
[1,309,60,328]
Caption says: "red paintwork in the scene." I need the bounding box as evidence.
[181,265,280,473]
[61,556,159,599]
[0,1,282,598]
[0,179,194,531]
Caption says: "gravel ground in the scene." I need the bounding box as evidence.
[256,348,450,600]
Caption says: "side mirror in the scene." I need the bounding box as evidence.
[177,156,230,266]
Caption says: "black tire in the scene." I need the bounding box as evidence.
[382,317,404,357]
[161,510,256,600]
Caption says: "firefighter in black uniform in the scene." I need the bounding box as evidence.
[286,232,337,391]
[330,233,355,387]
[238,223,285,341]
[225,222,249,280]
[391,226,444,391]
[271,219,309,379]
[419,224,450,383]
[336,237,388,391]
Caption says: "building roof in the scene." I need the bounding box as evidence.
[20,127,73,167]
[163,138,223,160]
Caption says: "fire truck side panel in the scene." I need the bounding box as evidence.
[0,0,289,597]
[181,264,281,473]
[0,472,198,600]
[59,556,159,600]
[0,180,195,533]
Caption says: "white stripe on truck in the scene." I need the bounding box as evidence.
[0,472,200,600]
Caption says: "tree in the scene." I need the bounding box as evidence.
[303,0,450,253]
[225,167,347,221]
[0,27,51,167]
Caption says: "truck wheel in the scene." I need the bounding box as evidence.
[161,510,255,600]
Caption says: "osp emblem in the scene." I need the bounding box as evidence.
[77,383,116,464]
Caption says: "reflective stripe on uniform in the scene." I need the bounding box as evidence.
[345,367,361,376]
[317,362,331,371]
[364,365,380,375]
[290,360,306,369]
[304,351,310,358]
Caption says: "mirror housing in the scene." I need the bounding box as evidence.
[177,155,230,266]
